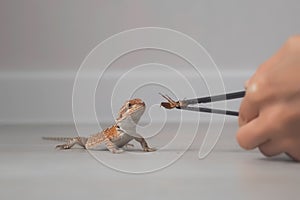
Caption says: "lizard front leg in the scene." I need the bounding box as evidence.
[134,134,156,152]
[104,138,124,154]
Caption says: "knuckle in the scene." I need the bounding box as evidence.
[246,75,272,103]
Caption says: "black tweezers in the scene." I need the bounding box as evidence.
[160,91,246,116]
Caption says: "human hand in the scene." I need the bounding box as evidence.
[237,36,300,161]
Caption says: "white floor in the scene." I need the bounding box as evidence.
[0,122,299,200]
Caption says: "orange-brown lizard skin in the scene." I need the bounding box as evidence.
[43,98,155,153]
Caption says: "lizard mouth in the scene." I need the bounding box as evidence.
[132,104,145,113]
[130,103,145,116]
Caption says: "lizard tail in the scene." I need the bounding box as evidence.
[42,137,73,141]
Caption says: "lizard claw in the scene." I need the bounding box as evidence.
[56,144,70,150]
[111,148,125,154]
[144,147,156,152]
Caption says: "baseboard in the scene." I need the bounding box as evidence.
[0,69,253,124]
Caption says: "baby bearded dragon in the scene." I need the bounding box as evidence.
[43,98,155,153]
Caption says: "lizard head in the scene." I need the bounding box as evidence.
[116,98,146,124]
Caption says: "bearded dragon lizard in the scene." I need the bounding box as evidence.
[43,98,155,153]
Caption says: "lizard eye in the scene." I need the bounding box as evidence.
[127,103,132,108]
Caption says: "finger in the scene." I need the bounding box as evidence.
[258,139,284,157]
[238,93,259,127]
[285,152,300,162]
[285,140,300,162]
[236,115,274,150]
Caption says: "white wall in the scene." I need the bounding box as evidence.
[1,0,300,124]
